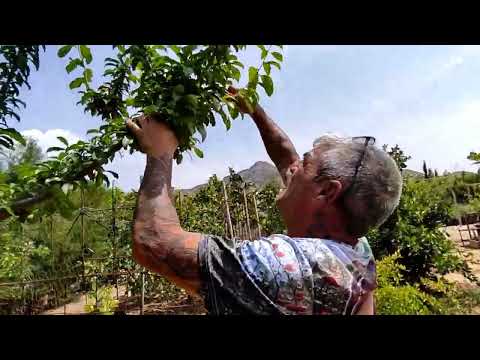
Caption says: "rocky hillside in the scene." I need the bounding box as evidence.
[180,161,282,194]
[179,161,453,194]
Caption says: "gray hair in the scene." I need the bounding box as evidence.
[313,135,402,237]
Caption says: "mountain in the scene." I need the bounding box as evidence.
[178,160,460,195]
[402,169,423,178]
[179,161,282,194]
[237,161,282,188]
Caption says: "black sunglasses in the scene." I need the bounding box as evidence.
[312,136,376,188]
[343,136,376,195]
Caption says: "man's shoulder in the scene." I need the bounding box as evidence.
[354,236,375,259]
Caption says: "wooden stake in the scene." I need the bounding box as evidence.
[252,193,262,239]
[222,182,234,240]
[243,186,252,240]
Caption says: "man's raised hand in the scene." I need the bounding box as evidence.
[126,115,179,159]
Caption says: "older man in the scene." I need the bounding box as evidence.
[126,90,402,315]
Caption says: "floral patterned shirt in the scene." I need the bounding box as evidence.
[198,234,376,315]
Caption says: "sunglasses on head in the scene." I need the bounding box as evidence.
[313,136,376,192]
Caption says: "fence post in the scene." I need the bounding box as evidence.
[80,188,86,300]
[140,271,145,315]
[111,183,119,301]
[64,282,67,315]
[222,181,234,243]
[95,275,98,309]
[50,215,55,271]
[243,186,252,240]
[252,192,262,239]
[22,285,26,315]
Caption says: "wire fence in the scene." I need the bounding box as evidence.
[0,179,266,315]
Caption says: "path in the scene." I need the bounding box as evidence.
[443,226,480,314]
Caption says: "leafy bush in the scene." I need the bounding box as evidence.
[84,284,119,315]
[368,178,467,283]
[375,253,445,315]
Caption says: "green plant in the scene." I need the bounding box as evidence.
[0,45,284,221]
[375,253,445,315]
[383,144,411,173]
[368,177,467,283]
[84,284,119,315]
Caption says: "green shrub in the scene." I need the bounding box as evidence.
[369,178,467,283]
[375,253,444,315]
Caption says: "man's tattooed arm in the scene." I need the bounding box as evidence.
[132,154,202,295]
[251,105,300,185]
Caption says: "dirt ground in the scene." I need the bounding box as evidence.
[41,285,206,315]
[443,226,480,286]
[442,226,480,314]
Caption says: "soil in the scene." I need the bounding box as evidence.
[442,226,480,314]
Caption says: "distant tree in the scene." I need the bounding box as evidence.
[434,169,439,177]
[0,137,44,170]
[382,144,411,173]
[428,168,434,178]
[423,161,428,179]
[467,151,480,164]
[0,138,44,184]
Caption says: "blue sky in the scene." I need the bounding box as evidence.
[12,45,480,190]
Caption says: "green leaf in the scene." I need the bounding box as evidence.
[83,68,93,83]
[0,128,26,146]
[143,105,157,115]
[257,45,268,60]
[268,61,281,70]
[232,60,244,69]
[80,45,93,64]
[57,136,69,146]
[69,77,84,89]
[263,62,271,75]
[272,52,283,62]
[228,105,239,119]
[260,75,274,96]
[219,109,231,130]
[86,128,100,135]
[47,147,65,152]
[231,67,241,81]
[248,67,259,88]
[169,45,181,55]
[193,147,204,158]
[66,58,83,73]
[58,45,73,58]
[106,170,119,179]
[197,124,207,142]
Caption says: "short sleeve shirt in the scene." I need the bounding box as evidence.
[197,234,377,315]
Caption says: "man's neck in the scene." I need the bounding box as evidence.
[288,221,358,246]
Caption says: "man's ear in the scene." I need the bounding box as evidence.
[315,180,343,205]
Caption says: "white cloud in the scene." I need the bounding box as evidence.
[444,55,464,69]
[21,129,82,153]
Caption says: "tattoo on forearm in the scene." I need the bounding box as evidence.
[132,153,199,284]
[252,106,299,182]
[136,223,198,281]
